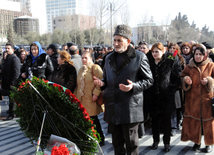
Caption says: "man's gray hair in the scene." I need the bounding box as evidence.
[69,45,78,55]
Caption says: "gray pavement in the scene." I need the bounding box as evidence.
[0,97,212,155]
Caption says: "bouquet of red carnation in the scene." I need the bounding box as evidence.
[44,135,80,155]
[51,144,69,155]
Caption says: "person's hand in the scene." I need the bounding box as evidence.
[21,73,26,79]
[92,94,98,102]
[201,78,208,85]
[93,76,104,87]
[185,76,192,85]
[119,79,133,92]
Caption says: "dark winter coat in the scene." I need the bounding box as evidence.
[102,45,153,125]
[48,62,77,93]
[22,54,54,79]
[50,52,59,71]
[21,41,54,80]
[2,53,20,90]
[145,52,182,114]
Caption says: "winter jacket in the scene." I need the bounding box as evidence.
[75,63,103,116]
[48,62,77,93]
[50,52,59,71]
[102,46,153,125]
[181,58,214,145]
[145,52,182,114]
[21,41,53,80]
[2,54,20,90]
[22,53,53,80]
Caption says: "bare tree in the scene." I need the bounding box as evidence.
[88,0,125,44]
[118,2,131,25]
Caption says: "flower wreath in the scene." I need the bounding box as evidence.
[10,77,100,154]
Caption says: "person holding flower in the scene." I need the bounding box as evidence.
[144,42,182,152]
[181,46,214,153]
[75,51,105,146]
[168,42,186,135]
[48,50,77,93]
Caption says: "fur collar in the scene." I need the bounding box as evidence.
[188,58,210,68]
[108,45,136,74]
[79,62,94,96]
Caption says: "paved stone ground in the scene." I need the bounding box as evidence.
[0,97,212,155]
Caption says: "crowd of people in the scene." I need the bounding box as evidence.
[1,24,214,154]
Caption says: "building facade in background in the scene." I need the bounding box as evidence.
[46,0,85,33]
[0,0,32,44]
[8,0,31,13]
[52,14,96,31]
[14,15,39,36]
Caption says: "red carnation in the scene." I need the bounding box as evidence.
[173,50,178,57]
[57,86,63,92]
[84,115,90,121]
[42,79,48,83]
[65,89,71,95]
[21,82,26,86]
[83,111,89,116]
[78,103,83,108]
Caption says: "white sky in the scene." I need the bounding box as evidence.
[15,0,214,34]
[128,0,214,31]
[31,0,47,34]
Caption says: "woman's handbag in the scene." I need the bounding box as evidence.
[212,97,214,117]
[92,65,104,105]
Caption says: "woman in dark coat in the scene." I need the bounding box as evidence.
[145,42,182,152]
[48,50,77,93]
[21,41,54,80]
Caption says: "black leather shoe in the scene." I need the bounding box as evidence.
[164,144,170,152]
[192,143,201,151]
[151,142,159,150]
[3,115,14,121]
[202,145,213,153]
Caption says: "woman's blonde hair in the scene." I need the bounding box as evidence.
[59,50,73,66]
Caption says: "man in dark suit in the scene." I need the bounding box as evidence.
[2,43,20,121]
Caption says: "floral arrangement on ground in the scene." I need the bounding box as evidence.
[10,76,100,154]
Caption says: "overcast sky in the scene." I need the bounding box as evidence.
[128,0,214,30]
[30,0,214,34]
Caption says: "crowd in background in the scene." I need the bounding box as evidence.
[1,26,214,154]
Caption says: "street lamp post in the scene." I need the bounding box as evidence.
[110,3,113,46]
[108,2,114,47]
